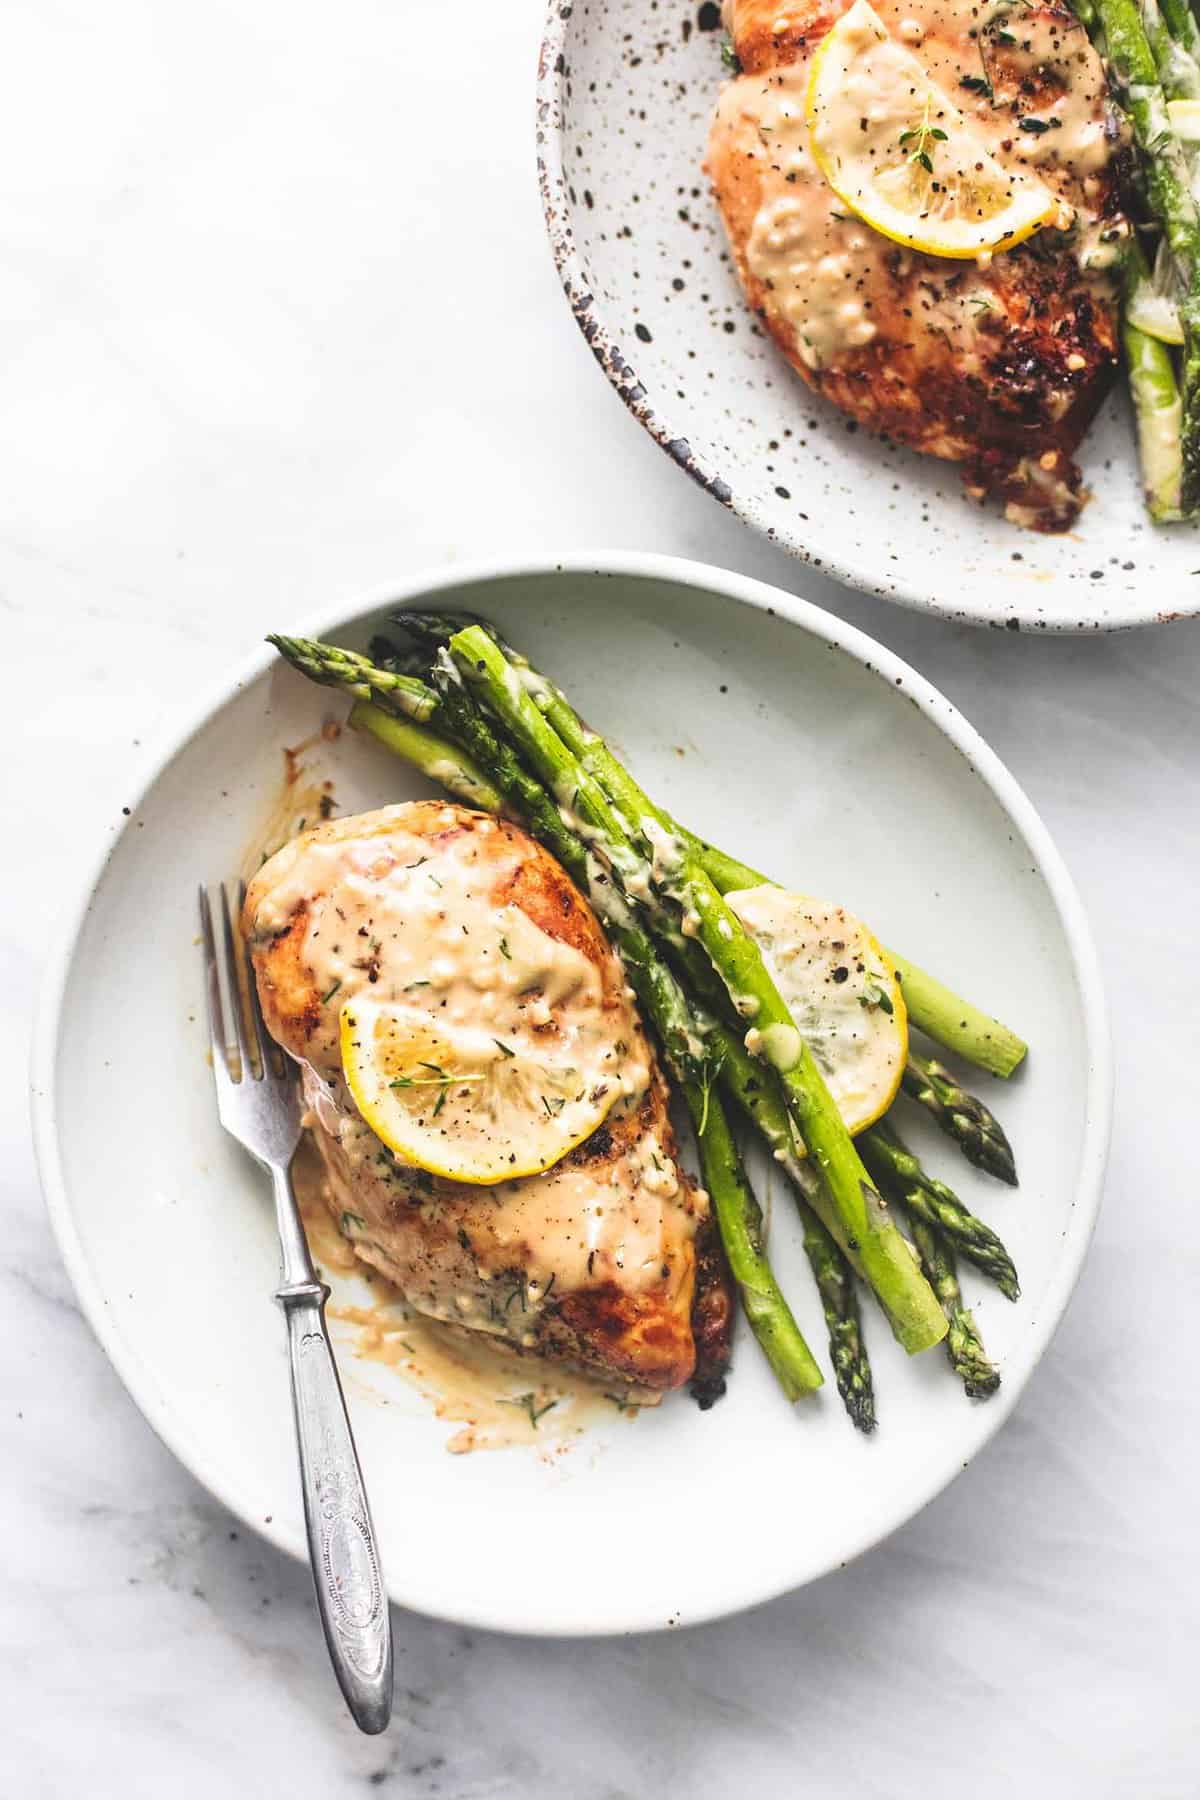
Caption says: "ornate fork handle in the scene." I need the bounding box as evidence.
[278,1279,392,1732]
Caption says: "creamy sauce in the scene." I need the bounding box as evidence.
[247,806,650,1114]
[728,887,904,1124]
[293,1135,655,1454]
[716,0,1125,371]
[305,1075,700,1322]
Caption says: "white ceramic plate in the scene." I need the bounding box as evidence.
[538,3,1199,632]
[33,553,1110,1634]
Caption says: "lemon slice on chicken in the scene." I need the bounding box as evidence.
[726,888,907,1135]
[806,0,1060,261]
[340,1001,619,1184]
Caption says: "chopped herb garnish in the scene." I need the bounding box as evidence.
[340,1211,365,1232]
[389,1068,483,1090]
[498,937,511,960]
[899,106,946,177]
[503,1273,527,1313]
[499,1391,558,1429]
[1019,116,1050,133]
[720,34,741,74]
[493,1038,516,1058]
[321,979,342,1005]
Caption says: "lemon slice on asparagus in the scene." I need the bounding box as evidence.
[340,1000,619,1185]
[726,888,907,1135]
[806,0,1060,260]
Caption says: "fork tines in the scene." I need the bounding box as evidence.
[198,881,280,1084]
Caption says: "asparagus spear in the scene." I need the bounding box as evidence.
[798,1204,875,1431]
[1142,0,1200,96]
[349,701,507,813]
[680,1081,823,1400]
[677,1008,875,1427]
[1161,0,1200,68]
[447,623,947,1355]
[268,633,441,721]
[901,1050,1017,1187]
[858,1122,1020,1301]
[1122,289,1185,521]
[907,1218,1000,1399]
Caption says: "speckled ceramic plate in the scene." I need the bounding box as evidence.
[538,2,1198,631]
[33,554,1110,1635]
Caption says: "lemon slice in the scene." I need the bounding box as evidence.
[806,0,1059,260]
[339,1000,619,1185]
[725,888,907,1135]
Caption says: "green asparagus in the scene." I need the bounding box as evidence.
[798,1203,875,1431]
[680,1082,823,1400]
[907,1217,1000,1399]
[901,1050,1017,1186]
[859,1122,1020,1301]
[349,700,506,813]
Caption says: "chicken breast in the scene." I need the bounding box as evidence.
[708,0,1128,529]
[243,802,731,1395]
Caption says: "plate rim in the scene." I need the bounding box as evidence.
[535,3,1197,635]
[31,548,1113,1635]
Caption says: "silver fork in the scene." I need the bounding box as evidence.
[199,882,393,1735]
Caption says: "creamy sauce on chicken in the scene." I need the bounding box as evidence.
[717,0,1124,371]
[310,1074,699,1313]
[249,806,650,1114]
[293,1134,654,1453]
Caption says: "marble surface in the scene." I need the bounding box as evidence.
[3,1,1198,1793]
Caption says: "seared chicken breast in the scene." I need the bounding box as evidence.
[708,0,1128,529]
[243,802,731,1395]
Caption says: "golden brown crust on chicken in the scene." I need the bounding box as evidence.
[709,0,1128,529]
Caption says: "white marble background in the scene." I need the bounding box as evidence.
[3,0,1197,1793]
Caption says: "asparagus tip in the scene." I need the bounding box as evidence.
[848,1393,877,1434]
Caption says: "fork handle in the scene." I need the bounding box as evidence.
[277,1279,393,1734]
